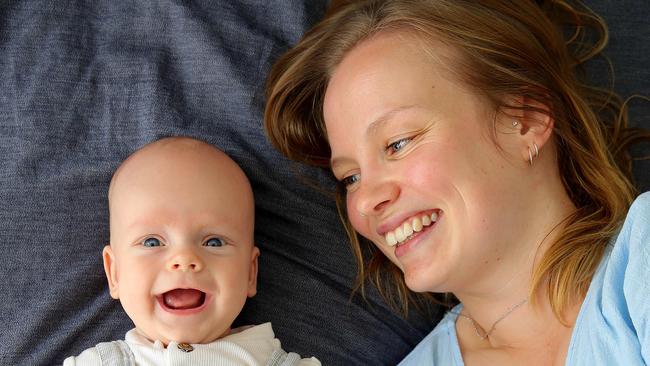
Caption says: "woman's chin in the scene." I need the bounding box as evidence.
[403,266,448,294]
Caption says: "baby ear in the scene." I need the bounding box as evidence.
[102,245,120,299]
[247,246,260,297]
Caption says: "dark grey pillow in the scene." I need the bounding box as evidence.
[586,1,650,192]
[0,2,439,365]
[0,1,646,366]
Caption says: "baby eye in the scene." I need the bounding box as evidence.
[205,237,225,247]
[142,237,162,248]
[386,137,412,155]
[340,173,360,189]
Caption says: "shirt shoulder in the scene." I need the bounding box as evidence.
[398,308,462,366]
[610,192,650,306]
[222,323,321,365]
[221,322,281,352]
[618,192,650,360]
[62,346,101,366]
[296,357,322,366]
[566,192,650,365]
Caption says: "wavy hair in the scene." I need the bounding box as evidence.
[264,0,650,320]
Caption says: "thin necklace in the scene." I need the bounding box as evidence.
[453,298,528,340]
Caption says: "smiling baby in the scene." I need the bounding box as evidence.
[64,137,320,366]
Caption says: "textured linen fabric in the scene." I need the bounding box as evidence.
[0,1,440,365]
[398,192,650,365]
[0,1,647,366]
[585,1,650,192]
[63,323,320,366]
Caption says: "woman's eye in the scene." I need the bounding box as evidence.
[386,137,411,154]
[142,237,162,247]
[341,173,360,189]
[205,237,225,247]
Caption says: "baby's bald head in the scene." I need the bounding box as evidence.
[109,137,255,245]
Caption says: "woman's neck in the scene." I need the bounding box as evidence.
[455,287,581,348]
[453,184,580,356]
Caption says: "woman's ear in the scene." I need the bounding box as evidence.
[103,245,120,299]
[507,95,554,164]
[247,246,260,297]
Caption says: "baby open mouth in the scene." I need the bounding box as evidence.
[162,289,206,310]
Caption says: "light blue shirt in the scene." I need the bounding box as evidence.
[399,192,650,365]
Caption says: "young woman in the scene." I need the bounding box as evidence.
[264,1,650,364]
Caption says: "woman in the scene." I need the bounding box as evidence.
[264,1,650,364]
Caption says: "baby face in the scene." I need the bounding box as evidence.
[104,138,258,345]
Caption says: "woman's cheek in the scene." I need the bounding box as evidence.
[347,195,372,239]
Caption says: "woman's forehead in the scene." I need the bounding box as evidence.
[324,33,466,122]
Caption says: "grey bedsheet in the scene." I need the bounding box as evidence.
[0,1,647,365]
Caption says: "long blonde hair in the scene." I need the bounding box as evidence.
[265,0,649,320]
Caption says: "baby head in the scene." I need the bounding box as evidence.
[103,136,259,345]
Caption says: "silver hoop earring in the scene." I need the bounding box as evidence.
[528,142,540,166]
[512,120,519,128]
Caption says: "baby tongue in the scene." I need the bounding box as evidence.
[163,289,204,309]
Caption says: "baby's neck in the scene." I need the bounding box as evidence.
[134,326,235,348]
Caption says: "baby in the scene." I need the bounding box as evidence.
[64,137,320,366]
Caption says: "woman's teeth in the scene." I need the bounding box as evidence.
[385,212,438,246]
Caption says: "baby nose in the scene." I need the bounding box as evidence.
[167,251,203,272]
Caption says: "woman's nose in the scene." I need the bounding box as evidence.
[355,178,400,217]
[166,249,204,272]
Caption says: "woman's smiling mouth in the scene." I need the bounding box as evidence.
[383,210,439,246]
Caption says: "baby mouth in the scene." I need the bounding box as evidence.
[384,211,439,246]
[161,289,206,310]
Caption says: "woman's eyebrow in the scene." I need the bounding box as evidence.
[330,105,422,170]
[366,104,420,137]
[330,155,353,173]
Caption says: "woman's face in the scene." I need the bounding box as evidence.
[323,32,537,295]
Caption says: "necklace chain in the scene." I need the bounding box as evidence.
[453,298,528,340]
